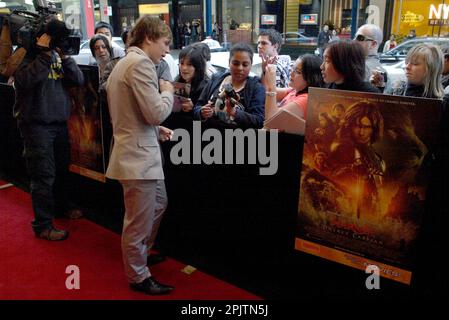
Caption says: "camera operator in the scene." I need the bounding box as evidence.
[13,25,84,241]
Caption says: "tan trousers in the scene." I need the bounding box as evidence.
[119,179,167,283]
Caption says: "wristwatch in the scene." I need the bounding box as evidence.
[265,91,276,97]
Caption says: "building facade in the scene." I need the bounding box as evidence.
[391,0,449,38]
[320,0,392,39]
[3,0,449,48]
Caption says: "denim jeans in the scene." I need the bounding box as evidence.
[19,122,71,233]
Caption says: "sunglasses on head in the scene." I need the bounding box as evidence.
[355,34,375,42]
[445,53,449,60]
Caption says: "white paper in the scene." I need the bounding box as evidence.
[264,108,306,135]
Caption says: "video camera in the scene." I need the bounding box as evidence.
[218,83,238,101]
[216,83,242,110]
[0,0,80,55]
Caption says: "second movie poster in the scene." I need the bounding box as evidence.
[67,65,107,182]
[296,88,442,284]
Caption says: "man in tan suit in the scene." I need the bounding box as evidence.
[106,16,175,295]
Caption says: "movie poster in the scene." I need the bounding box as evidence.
[67,65,106,182]
[296,88,442,284]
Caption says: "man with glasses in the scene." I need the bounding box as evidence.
[354,24,388,92]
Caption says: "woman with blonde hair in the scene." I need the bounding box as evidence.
[392,43,444,99]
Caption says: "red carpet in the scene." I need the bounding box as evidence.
[0,183,260,300]
[0,179,13,190]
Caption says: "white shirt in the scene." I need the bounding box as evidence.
[112,41,125,58]
[163,54,178,80]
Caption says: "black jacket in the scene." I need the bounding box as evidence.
[193,71,265,129]
[328,81,381,93]
[175,76,208,106]
[14,51,84,124]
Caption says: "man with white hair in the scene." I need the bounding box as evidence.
[354,24,388,92]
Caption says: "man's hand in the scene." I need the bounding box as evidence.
[260,52,277,88]
[370,69,385,88]
[160,79,174,94]
[36,33,52,55]
[263,64,277,91]
[260,53,277,75]
[55,48,67,60]
[159,126,174,142]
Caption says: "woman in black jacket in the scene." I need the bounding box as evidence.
[162,44,208,129]
[320,40,380,93]
[193,43,265,129]
[392,43,444,99]
[174,45,209,112]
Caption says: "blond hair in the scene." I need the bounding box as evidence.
[129,15,172,48]
[406,43,444,98]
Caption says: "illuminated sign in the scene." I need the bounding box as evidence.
[300,14,318,25]
[428,4,449,26]
[139,3,169,14]
[261,14,277,25]
[429,4,449,19]
[401,11,424,23]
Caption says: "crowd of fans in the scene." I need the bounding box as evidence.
[5,16,449,297]
[98,20,449,295]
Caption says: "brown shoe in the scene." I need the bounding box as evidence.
[64,209,83,220]
[35,227,69,241]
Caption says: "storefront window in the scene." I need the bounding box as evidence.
[223,0,253,31]
[138,3,169,23]
[222,0,257,44]
[322,0,387,37]
[393,0,449,38]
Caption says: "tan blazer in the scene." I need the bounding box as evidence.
[105,46,173,180]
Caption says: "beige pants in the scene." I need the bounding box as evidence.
[119,179,167,283]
